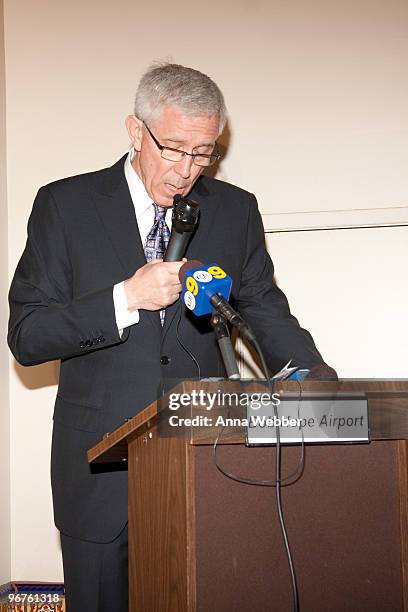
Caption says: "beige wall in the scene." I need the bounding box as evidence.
[268,226,408,377]
[3,0,408,581]
[0,0,10,586]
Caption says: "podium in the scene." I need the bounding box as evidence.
[88,380,408,611]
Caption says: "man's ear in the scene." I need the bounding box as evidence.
[125,115,143,151]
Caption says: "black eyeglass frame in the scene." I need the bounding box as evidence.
[143,122,221,167]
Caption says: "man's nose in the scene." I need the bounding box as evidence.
[174,154,194,178]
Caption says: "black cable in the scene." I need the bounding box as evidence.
[212,344,302,612]
[213,410,305,487]
[252,338,299,612]
[212,376,305,486]
[175,300,300,610]
[175,304,201,379]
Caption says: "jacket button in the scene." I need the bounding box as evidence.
[160,356,170,365]
[85,339,91,347]
[98,335,105,343]
[79,341,85,348]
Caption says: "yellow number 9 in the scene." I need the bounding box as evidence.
[208,266,227,279]
[186,276,198,295]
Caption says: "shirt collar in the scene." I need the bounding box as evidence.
[124,149,153,218]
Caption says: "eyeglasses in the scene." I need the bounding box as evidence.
[143,122,221,167]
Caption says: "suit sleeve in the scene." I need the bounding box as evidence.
[8,185,126,366]
[236,194,328,373]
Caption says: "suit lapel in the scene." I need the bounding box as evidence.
[90,155,161,332]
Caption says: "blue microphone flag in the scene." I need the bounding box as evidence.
[181,263,232,316]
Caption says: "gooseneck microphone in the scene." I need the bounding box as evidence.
[211,313,241,380]
[209,293,256,344]
[164,195,200,262]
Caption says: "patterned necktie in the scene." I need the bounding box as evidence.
[144,203,170,324]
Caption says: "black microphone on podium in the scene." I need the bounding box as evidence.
[210,313,241,379]
[164,195,200,262]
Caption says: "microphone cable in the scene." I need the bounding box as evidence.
[175,304,201,380]
[253,337,299,612]
[212,340,303,612]
[174,285,301,610]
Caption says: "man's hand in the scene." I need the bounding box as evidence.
[124,259,184,311]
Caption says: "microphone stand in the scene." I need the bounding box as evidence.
[211,314,241,380]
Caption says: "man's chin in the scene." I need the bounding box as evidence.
[156,195,178,208]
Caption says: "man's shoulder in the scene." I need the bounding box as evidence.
[44,155,127,199]
[198,175,255,203]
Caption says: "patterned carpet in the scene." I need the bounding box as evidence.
[0,583,65,612]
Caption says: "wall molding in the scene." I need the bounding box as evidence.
[261,205,408,233]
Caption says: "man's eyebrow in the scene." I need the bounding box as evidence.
[163,138,215,149]
[162,137,184,144]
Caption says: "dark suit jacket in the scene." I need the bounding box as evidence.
[8,154,327,543]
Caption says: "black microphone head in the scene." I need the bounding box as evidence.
[172,196,200,233]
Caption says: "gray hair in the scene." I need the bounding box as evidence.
[134,62,227,135]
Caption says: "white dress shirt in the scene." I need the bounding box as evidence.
[113,150,172,334]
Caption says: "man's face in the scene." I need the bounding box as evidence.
[128,106,220,207]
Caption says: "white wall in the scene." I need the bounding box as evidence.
[238,226,408,379]
[3,0,408,581]
[0,0,11,586]
[267,226,408,377]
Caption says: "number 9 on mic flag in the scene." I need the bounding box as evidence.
[181,263,232,316]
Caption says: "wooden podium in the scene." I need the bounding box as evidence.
[88,380,408,612]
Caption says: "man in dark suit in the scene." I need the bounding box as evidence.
[8,63,334,611]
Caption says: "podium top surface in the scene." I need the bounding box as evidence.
[87,379,408,464]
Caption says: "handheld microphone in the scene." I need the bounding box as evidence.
[164,195,200,262]
[179,261,256,343]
